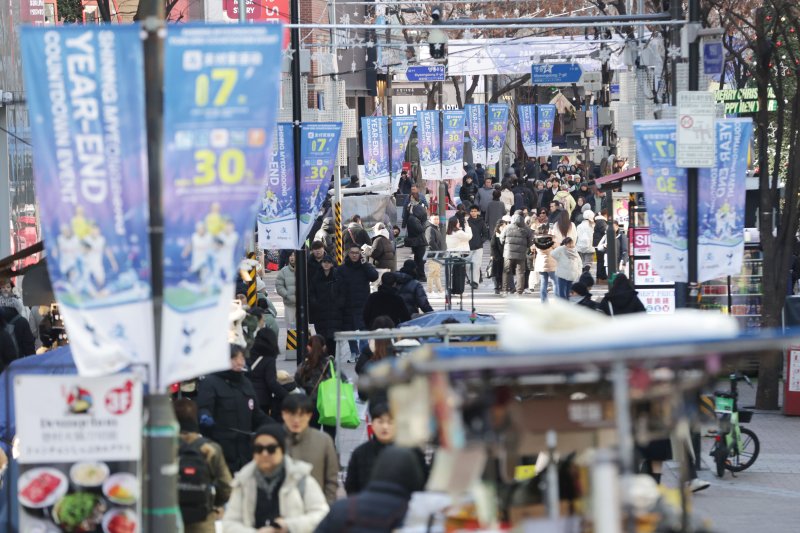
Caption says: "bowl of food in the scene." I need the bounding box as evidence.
[18,467,69,514]
[70,462,109,492]
[102,473,138,506]
[51,492,106,532]
[102,508,138,533]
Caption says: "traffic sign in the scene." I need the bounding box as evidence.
[703,40,724,76]
[530,63,583,85]
[676,91,716,168]
[406,65,446,82]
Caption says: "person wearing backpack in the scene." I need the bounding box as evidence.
[0,279,35,357]
[174,398,233,533]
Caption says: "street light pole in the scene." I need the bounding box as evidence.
[291,0,309,365]
[142,0,181,531]
[687,0,701,309]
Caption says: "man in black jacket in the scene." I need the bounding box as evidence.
[404,204,429,283]
[337,246,379,362]
[466,205,488,288]
[344,402,396,495]
[593,210,609,281]
[197,344,272,472]
[396,260,434,315]
[363,272,411,329]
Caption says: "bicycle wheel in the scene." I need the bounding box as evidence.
[726,427,760,472]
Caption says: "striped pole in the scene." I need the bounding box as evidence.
[246,252,258,308]
[334,201,343,265]
[285,328,298,351]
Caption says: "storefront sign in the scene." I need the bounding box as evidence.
[630,227,651,256]
[637,289,675,314]
[714,87,778,115]
[15,374,143,532]
[633,259,672,286]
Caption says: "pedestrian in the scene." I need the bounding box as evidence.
[343,215,372,251]
[401,185,428,228]
[404,203,429,282]
[355,315,396,402]
[485,189,506,237]
[598,274,646,315]
[315,447,426,532]
[294,335,336,440]
[579,265,595,289]
[570,282,598,311]
[309,255,345,356]
[613,221,629,272]
[275,252,297,333]
[466,205,488,288]
[344,402,397,495]
[396,169,413,197]
[499,180,515,214]
[593,209,609,281]
[475,177,495,218]
[490,218,508,295]
[370,222,396,272]
[281,395,340,505]
[363,272,411,329]
[459,173,479,209]
[197,344,273,473]
[550,237,582,299]
[502,212,534,295]
[257,296,280,340]
[576,210,596,269]
[552,209,577,247]
[313,218,335,258]
[0,278,35,358]
[396,260,434,316]
[174,398,233,533]
[337,245,379,363]
[572,196,587,225]
[424,214,445,295]
[541,178,559,208]
[0,314,18,373]
[248,328,288,421]
[221,424,329,532]
[445,215,472,252]
[532,225,557,302]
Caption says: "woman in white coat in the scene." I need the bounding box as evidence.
[223,425,329,533]
[575,209,596,268]
[445,216,473,252]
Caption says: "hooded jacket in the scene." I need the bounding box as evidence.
[576,218,595,253]
[394,272,434,315]
[550,245,583,282]
[459,176,479,206]
[313,218,335,257]
[275,264,296,307]
[362,284,411,329]
[221,456,329,533]
[370,226,396,271]
[404,204,428,248]
[344,222,371,250]
[502,213,534,261]
[467,215,489,251]
[599,286,647,316]
[336,258,379,329]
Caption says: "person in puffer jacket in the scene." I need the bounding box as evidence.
[404,204,429,282]
[313,217,335,257]
[395,260,434,316]
[550,237,583,300]
[370,223,396,271]
[275,252,297,329]
[502,212,534,295]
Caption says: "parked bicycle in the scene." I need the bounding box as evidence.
[708,372,760,478]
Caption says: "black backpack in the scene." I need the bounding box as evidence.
[178,438,215,525]
[513,190,526,211]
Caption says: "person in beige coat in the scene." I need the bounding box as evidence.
[222,425,329,533]
[532,224,557,302]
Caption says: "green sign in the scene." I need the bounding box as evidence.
[714,87,778,114]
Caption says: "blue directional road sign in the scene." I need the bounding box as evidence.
[703,41,724,76]
[530,63,583,85]
[406,65,446,82]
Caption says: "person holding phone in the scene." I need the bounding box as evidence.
[222,424,329,533]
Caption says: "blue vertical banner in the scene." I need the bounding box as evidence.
[299,122,342,247]
[634,121,688,282]
[20,26,155,380]
[697,119,753,281]
[161,24,283,388]
[536,104,557,157]
[417,110,441,181]
[589,105,601,149]
[487,103,509,165]
[518,105,536,158]
[258,123,296,250]
[442,109,465,180]
[361,116,390,187]
[465,104,486,166]
[391,116,415,187]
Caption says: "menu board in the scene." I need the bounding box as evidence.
[15,374,142,533]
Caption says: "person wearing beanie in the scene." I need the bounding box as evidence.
[370,222,396,272]
[197,344,272,473]
[569,281,598,311]
[344,403,397,495]
[222,424,329,533]
[315,447,427,532]
[248,327,288,420]
[174,398,233,533]
[362,272,411,329]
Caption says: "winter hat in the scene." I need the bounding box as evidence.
[583,209,595,221]
[571,282,590,297]
[251,327,280,357]
[369,446,426,494]
[321,254,335,264]
[399,259,417,277]
[252,424,287,452]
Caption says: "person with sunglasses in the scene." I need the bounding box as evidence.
[222,424,329,533]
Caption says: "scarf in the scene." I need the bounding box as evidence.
[255,463,285,500]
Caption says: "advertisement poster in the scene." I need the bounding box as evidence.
[442,110,465,180]
[390,116,415,186]
[20,26,156,381]
[417,110,441,181]
[465,104,486,166]
[637,289,676,314]
[589,105,601,149]
[789,349,800,393]
[257,123,297,250]
[518,105,536,158]
[160,24,283,388]
[298,122,342,246]
[536,104,557,157]
[697,119,753,282]
[634,121,688,283]
[487,104,509,165]
[15,374,143,532]
[611,191,630,228]
[361,116,390,187]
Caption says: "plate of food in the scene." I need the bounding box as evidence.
[102,473,138,506]
[102,508,138,533]
[70,462,110,491]
[51,492,106,533]
[18,467,69,510]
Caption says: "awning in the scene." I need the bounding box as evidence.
[595,167,641,188]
